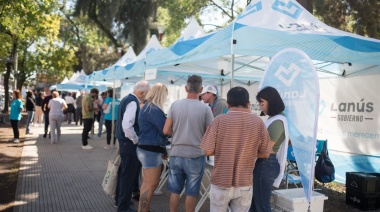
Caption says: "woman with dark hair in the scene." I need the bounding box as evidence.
[251,86,289,212]
[25,91,36,135]
[102,89,119,149]
[10,90,23,143]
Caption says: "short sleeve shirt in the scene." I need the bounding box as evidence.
[82,94,94,119]
[10,99,23,120]
[103,97,119,121]
[48,98,67,116]
[167,99,214,158]
[201,110,272,188]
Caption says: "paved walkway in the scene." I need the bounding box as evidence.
[13,123,210,212]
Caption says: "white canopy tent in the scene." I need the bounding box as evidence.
[145,0,380,84]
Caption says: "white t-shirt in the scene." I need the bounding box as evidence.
[48,98,67,116]
[65,96,75,104]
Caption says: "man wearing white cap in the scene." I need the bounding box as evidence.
[201,85,228,117]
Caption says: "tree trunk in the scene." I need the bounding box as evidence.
[3,62,12,114]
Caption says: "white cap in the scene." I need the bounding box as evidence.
[201,85,217,95]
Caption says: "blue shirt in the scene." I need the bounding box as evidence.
[10,99,23,120]
[103,97,119,121]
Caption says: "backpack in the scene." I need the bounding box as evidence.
[315,141,335,183]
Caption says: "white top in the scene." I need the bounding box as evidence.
[65,96,75,104]
[48,98,67,116]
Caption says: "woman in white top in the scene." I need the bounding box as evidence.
[48,91,68,144]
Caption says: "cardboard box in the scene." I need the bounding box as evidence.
[272,188,328,212]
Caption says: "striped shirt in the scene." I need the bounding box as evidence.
[200,109,271,188]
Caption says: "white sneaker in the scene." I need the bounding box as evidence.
[103,145,111,150]
[153,189,163,195]
[14,139,20,143]
[82,145,94,150]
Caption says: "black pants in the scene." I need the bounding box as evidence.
[75,108,82,125]
[82,118,93,146]
[116,139,141,211]
[105,120,116,145]
[44,113,49,132]
[10,120,19,139]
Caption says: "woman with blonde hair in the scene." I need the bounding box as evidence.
[137,83,169,212]
[48,91,67,144]
[10,90,23,143]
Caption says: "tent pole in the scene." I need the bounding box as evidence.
[230,54,235,88]
[111,68,116,149]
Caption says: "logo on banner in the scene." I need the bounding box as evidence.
[237,1,262,20]
[275,63,301,86]
[272,0,302,19]
[329,99,375,122]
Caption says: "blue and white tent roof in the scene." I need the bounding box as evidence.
[56,70,110,91]
[90,46,137,81]
[146,0,380,79]
[175,17,205,42]
[113,35,162,80]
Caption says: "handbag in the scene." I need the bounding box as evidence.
[102,154,121,197]
[315,141,335,183]
[103,103,111,114]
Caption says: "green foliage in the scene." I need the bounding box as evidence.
[74,0,156,54]
[314,0,380,39]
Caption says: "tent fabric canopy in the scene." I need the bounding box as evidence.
[56,70,109,91]
[145,0,380,79]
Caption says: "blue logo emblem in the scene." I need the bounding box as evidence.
[272,0,302,19]
[237,1,262,20]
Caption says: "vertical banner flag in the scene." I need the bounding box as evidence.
[259,48,320,203]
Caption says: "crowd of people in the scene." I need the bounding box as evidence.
[8,87,112,147]
[8,74,288,212]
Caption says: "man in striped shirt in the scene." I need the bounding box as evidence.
[200,86,271,212]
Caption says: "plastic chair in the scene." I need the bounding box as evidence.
[282,145,302,188]
[282,140,328,189]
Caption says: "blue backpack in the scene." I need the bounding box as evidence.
[315,142,335,183]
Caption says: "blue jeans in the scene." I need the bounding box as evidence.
[136,147,162,168]
[116,139,141,212]
[251,154,280,212]
[26,110,34,134]
[167,156,205,196]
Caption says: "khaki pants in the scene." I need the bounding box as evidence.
[210,184,252,212]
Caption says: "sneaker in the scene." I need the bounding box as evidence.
[95,136,102,140]
[104,145,111,150]
[82,145,94,150]
[26,132,33,135]
[14,139,20,143]
[153,189,163,195]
